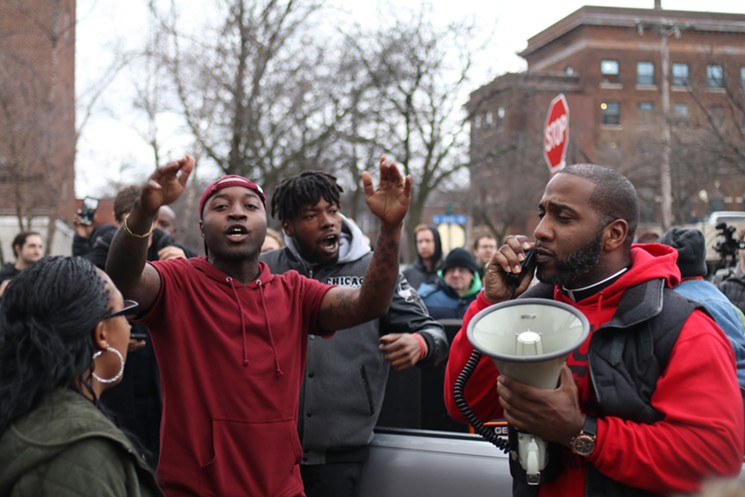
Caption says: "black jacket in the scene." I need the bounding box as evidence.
[0,263,20,284]
[718,269,745,315]
[403,225,443,291]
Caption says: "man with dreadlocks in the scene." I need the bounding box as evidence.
[261,171,449,497]
[106,155,412,497]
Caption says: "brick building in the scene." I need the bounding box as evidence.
[0,0,77,261]
[467,5,745,238]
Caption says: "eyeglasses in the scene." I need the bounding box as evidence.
[105,300,140,320]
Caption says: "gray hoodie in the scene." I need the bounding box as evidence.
[261,216,448,463]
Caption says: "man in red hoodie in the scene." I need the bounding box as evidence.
[444,163,744,497]
[106,155,411,497]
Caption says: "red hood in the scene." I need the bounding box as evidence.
[623,243,681,289]
[554,243,681,306]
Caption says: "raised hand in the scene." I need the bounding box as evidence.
[140,155,194,215]
[362,156,412,228]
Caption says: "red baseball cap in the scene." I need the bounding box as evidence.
[198,175,266,219]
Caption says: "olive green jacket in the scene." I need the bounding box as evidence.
[0,388,163,497]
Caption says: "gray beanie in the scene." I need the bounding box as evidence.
[658,228,707,278]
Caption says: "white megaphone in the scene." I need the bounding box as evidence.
[466,298,589,485]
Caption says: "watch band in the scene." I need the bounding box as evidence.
[570,416,598,457]
[583,415,597,437]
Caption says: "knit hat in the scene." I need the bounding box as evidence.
[441,247,480,276]
[658,227,707,278]
[199,175,266,219]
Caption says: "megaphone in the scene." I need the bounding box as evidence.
[466,298,589,485]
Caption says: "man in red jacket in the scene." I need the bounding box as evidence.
[444,163,744,497]
[106,155,411,497]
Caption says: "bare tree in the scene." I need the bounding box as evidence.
[147,0,352,195]
[661,60,745,222]
[0,0,77,252]
[683,63,745,173]
[337,6,479,257]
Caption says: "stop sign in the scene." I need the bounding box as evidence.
[544,93,570,174]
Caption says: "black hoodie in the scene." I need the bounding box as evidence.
[403,225,443,291]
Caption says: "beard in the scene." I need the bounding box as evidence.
[537,227,603,287]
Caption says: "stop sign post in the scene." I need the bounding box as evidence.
[544,93,569,174]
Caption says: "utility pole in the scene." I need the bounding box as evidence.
[636,15,688,231]
[659,23,674,231]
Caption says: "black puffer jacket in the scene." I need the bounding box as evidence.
[717,270,745,314]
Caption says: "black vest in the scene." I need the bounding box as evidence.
[510,279,699,497]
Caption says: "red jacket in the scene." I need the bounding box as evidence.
[444,244,744,495]
[140,258,333,497]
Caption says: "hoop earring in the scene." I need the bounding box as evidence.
[92,347,125,384]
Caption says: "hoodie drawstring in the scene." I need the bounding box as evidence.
[257,280,283,376]
[228,278,251,368]
[227,278,283,376]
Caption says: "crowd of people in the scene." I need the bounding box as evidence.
[1,157,744,497]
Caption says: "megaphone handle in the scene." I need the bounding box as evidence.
[453,349,510,453]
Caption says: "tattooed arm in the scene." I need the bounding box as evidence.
[317,157,411,331]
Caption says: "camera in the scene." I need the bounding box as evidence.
[79,197,99,226]
[713,222,745,264]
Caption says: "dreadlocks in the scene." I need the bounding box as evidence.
[271,171,343,222]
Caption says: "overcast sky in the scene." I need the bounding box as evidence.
[74,0,745,197]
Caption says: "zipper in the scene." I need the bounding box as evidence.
[359,366,375,415]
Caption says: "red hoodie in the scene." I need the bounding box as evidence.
[444,244,744,496]
[139,257,333,497]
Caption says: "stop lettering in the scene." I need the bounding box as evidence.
[543,94,570,174]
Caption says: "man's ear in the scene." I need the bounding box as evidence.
[91,320,109,351]
[603,219,629,251]
[282,221,293,237]
[199,220,205,238]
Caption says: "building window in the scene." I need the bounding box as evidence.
[708,104,725,125]
[672,63,689,87]
[741,67,745,90]
[601,101,620,125]
[637,61,655,85]
[601,60,620,84]
[673,103,689,120]
[707,64,724,88]
[637,102,655,126]
[485,111,494,127]
[472,114,481,129]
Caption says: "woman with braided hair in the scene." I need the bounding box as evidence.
[0,256,163,497]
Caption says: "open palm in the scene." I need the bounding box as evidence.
[362,156,412,227]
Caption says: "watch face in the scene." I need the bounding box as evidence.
[572,434,596,456]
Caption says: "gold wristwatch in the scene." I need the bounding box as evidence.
[569,416,597,457]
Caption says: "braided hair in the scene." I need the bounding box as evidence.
[271,171,343,222]
[0,256,111,433]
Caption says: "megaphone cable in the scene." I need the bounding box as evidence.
[452,271,528,452]
[452,348,510,453]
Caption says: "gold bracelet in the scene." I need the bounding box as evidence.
[122,217,154,240]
